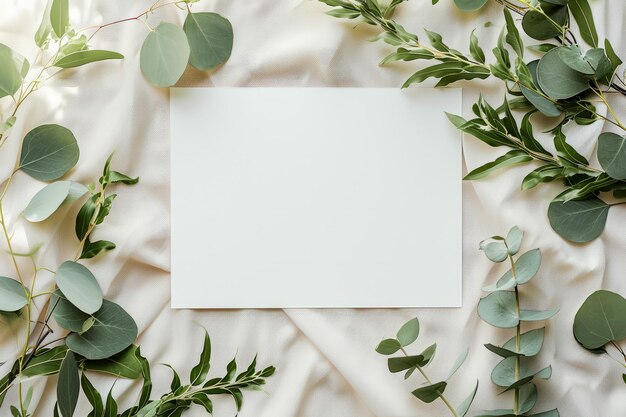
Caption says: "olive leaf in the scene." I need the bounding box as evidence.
[140,22,190,87]
[568,0,598,47]
[19,124,79,181]
[54,50,124,68]
[57,351,79,417]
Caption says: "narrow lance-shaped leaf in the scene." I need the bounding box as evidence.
[57,351,79,417]
[569,0,598,47]
[464,150,532,180]
[190,330,212,385]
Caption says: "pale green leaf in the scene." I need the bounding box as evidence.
[597,132,626,180]
[54,50,124,68]
[396,318,419,346]
[55,261,103,314]
[140,23,190,87]
[0,276,28,312]
[50,0,69,38]
[478,292,518,328]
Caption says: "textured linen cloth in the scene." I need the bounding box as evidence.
[0,0,625,416]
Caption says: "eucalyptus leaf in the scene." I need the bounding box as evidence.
[184,12,233,71]
[597,132,626,180]
[548,197,609,243]
[456,380,478,417]
[558,46,595,75]
[55,261,103,315]
[519,309,558,321]
[50,0,69,38]
[80,239,116,260]
[478,292,518,328]
[412,381,447,403]
[75,194,98,241]
[518,383,538,414]
[537,48,590,99]
[502,328,545,357]
[51,290,90,332]
[446,347,468,380]
[0,43,28,98]
[376,338,402,355]
[19,124,79,181]
[573,290,626,350]
[396,317,419,346]
[521,5,567,40]
[82,345,143,379]
[66,300,138,360]
[505,226,522,255]
[519,85,560,117]
[388,355,429,373]
[453,0,487,11]
[140,22,190,87]
[54,50,124,68]
[57,351,79,417]
[513,249,541,285]
[0,276,28,312]
[480,240,508,263]
[24,181,74,222]
[35,0,53,47]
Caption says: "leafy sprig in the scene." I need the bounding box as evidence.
[477,226,558,417]
[376,318,478,417]
[320,0,626,243]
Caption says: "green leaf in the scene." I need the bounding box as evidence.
[0,43,28,98]
[80,239,116,260]
[456,380,478,417]
[478,292,518,328]
[521,5,567,40]
[21,346,69,377]
[66,300,138,360]
[75,194,98,241]
[325,8,360,18]
[548,197,609,242]
[519,85,560,117]
[190,330,211,385]
[554,128,588,165]
[491,357,551,388]
[469,30,485,64]
[453,0,487,11]
[184,12,233,71]
[54,50,124,68]
[574,290,626,350]
[0,276,27,312]
[50,0,69,38]
[584,48,612,79]
[136,347,152,409]
[604,39,623,76]
[388,354,429,373]
[19,124,79,181]
[109,171,139,185]
[518,383,538,414]
[558,45,595,75]
[412,381,447,403]
[35,0,53,47]
[402,62,467,88]
[528,43,557,53]
[503,9,523,58]
[569,0,598,47]
[505,226,522,255]
[140,22,190,87]
[397,318,419,346]
[82,345,143,379]
[502,327,545,357]
[57,351,79,417]
[464,150,532,180]
[513,249,541,285]
[103,388,118,417]
[375,338,402,355]
[81,373,104,417]
[192,392,213,413]
[25,181,87,222]
[479,240,508,263]
[538,47,590,99]
[519,309,558,321]
[447,113,511,147]
[597,132,626,180]
[446,347,469,380]
[51,290,91,332]
[55,261,103,314]
[527,409,560,417]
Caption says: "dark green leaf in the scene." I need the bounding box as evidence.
[569,0,598,47]
[80,240,116,260]
[503,9,523,58]
[103,388,118,417]
[82,345,143,379]
[21,346,69,377]
[184,12,233,71]
[191,393,213,414]
[412,381,447,403]
[574,290,626,350]
[548,197,609,242]
[538,47,590,99]
[81,374,104,417]
[554,128,588,165]
[19,124,79,181]
[109,171,138,185]
[469,30,485,64]
[190,330,211,385]
[521,5,567,40]
[57,351,79,417]
[597,132,626,180]
[75,194,98,241]
[464,150,532,180]
[388,355,429,373]
[375,338,402,355]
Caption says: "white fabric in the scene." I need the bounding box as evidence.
[0,0,625,416]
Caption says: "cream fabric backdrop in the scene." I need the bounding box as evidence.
[0,0,625,416]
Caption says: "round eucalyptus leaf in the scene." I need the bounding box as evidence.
[477,292,518,328]
[453,0,488,11]
[548,197,609,242]
[24,181,72,222]
[520,85,561,117]
[513,249,541,285]
[140,22,190,87]
[375,338,402,355]
[55,261,103,314]
[521,5,567,40]
[502,327,545,357]
[597,132,626,180]
[51,290,91,332]
[0,276,28,312]
[0,43,28,98]
[66,300,138,360]
[557,46,595,75]
[19,124,79,181]
[505,226,523,255]
[574,290,626,350]
[184,12,233,71]
[538,48,590,99]
[518,383,537,414]
[480,240,508,263]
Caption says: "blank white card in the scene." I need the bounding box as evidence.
[171,88,461,308]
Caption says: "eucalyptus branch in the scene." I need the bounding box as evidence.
[376,318,478,417]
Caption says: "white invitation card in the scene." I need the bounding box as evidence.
[170,88,462,308]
